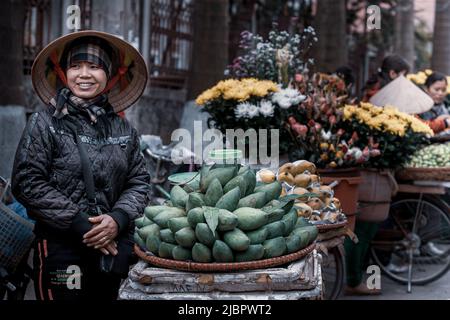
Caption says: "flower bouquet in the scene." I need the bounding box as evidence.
[225,27,317,87]
[196,78,306,154]
[341,102,433,169]
[286,72,377,168]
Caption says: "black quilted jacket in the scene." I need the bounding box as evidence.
[11,105,150,239]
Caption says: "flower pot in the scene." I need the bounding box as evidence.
[319,168,362,232]
[357,169,398,222]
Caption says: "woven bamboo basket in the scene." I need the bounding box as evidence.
[315,220,347,233]
[396,167,450,181]
[134,243,316,272]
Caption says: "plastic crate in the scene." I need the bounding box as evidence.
[0,202,35,272]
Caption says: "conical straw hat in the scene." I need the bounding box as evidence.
[31,30,148,112]
[369,75,433,114]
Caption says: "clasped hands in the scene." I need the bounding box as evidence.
[83,214,119,256]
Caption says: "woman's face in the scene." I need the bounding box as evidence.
[66,61,107,99]
[426,80,447,104]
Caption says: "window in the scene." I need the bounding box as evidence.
[23,0,51,75]
[23,0,92,75]
[149,0,194,89]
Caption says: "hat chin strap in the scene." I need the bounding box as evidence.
[50,51,68,85]
[100,50,129,95]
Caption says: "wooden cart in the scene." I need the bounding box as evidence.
[119,250,323,300]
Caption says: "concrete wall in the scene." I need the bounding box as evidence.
[125,87,187,144]
[0,106,26,179]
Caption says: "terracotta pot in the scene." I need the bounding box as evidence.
[357,169,398,222]
[319,168,362,232]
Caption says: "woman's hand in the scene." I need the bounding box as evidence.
[83,214,119,249]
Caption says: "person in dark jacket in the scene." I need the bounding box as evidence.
[11,31,150,301]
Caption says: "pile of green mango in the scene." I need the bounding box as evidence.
[407,143,450,168]
[134,165,318,263]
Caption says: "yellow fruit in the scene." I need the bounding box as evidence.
[258,169,276,183]
[319,185,333,196]
[294,174,311,188]
[308,186,321,196]
[292,187,309,196]
[279,162,294,174]
[292,160,316,175]
[278,172,295,185]
[304,161,317,174]
[294,203,313,218]
[309,174,320,183]
[307,197,324,210]
[332,197,341,210]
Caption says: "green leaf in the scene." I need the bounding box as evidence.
[278,194,303,202]
[203,207,219,233]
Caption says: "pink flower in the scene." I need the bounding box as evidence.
[329,115,336,125]
[294,124,308,137]
[295,74,304,82]
[315,123,322,131]
[370,149,381,157]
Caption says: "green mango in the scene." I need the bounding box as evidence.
[204,178,223,206]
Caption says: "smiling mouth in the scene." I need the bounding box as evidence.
[77,83,96,89]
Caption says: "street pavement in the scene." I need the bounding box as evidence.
[339,270,450,300]
[22,270,449,300]
[20,248,449,300]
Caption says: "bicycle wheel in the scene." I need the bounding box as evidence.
[371,198,450,285]
[321,246,345,300]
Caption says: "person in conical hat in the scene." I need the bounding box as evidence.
[11,31,150,301]
[362,54,410,102]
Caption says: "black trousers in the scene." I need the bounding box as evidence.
[33,238,122,301]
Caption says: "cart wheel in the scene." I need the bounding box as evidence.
[371,198,450,285]
[321,245,345,300]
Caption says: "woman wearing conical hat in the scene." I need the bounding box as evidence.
[11,31,149,300]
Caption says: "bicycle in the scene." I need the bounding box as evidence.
[319,239,346,300]
[0,176,35,300]
[140,134,198,204]
[316,222,357,300]
[370,182,450,292]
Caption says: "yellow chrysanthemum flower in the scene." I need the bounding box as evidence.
[344,102,433,137]
[195,78,278,105]
[343,105,357,120]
